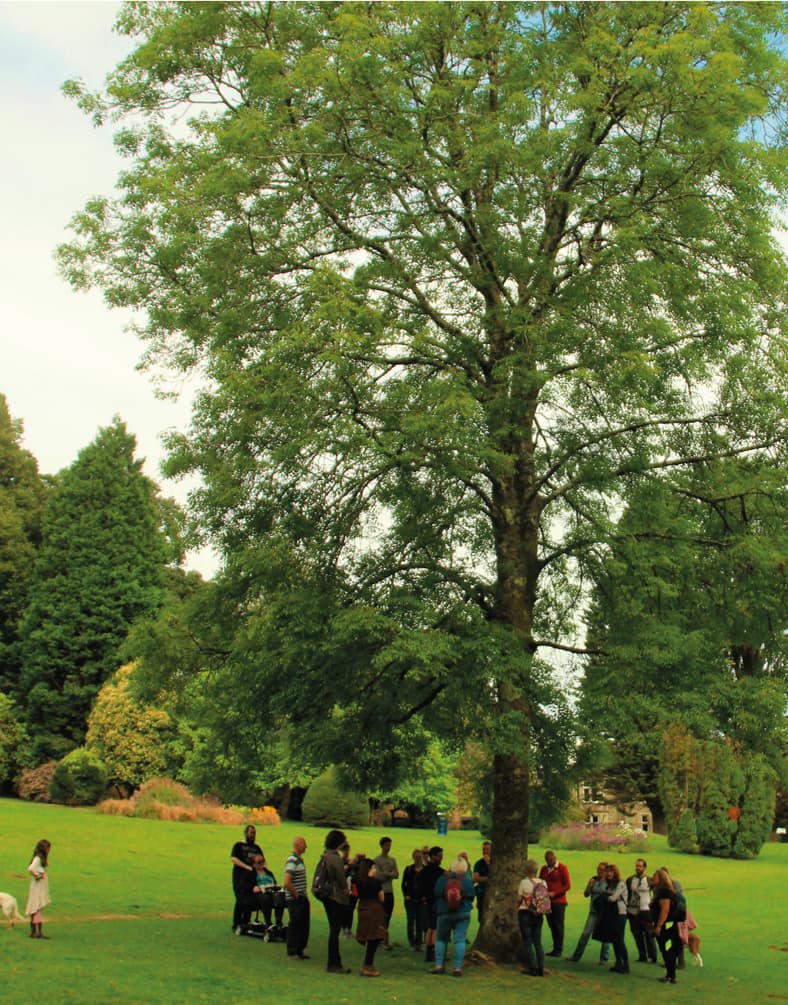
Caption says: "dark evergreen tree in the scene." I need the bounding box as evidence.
[19,419,170,760]
[0,394,47,701]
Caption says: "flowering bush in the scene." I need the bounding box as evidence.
[541,821,651,854]
[248,805,282,826]
[17,761,58,802]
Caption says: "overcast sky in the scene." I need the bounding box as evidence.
[1,1,217,574]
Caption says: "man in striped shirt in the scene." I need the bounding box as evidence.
[283,836,310,959]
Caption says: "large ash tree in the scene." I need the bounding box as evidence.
[61,3,786,958]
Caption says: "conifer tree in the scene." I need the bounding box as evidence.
[20,420,169,760]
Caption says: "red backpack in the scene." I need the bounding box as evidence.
[445,875,464,912]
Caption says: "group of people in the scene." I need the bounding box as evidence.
[230,829,488,976]
[524,852,695,984]
[230,829,695,984]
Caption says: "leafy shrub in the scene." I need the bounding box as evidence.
[301,767,368,829]
[17,761,58,802]
[49,748,108,806]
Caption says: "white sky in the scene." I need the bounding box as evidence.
[0,1,217,575]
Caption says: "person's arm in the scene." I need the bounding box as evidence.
[559,864,571,895]
[283,864,299,899]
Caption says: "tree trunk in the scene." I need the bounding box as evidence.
[473,450,541,961]
[474,748,531,962]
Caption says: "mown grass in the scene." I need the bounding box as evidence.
[1,797,786,1004]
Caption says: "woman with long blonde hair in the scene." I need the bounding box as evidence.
[651,868,679,984]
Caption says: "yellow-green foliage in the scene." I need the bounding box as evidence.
[86,662,177,789]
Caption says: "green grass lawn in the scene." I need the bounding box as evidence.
[1,798,786,1004]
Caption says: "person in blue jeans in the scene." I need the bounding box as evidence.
[429,856,475,977]
[517,858,547,977]
[567,861,610,963]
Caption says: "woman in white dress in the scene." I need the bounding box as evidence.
[26,839,51,939]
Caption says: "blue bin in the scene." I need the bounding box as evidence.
[436,813,448,835]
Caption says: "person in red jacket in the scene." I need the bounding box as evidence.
[539,850,571,957]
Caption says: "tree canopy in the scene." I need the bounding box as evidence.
[60,1,787,958]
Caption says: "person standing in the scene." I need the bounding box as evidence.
[517,858,547,977]
[429,856,475,976]
[356,858,388,977]
[401,848,425,950]
[320,830,351,973]
[627,858,657,964]
[567,861,610,964]
[604,863,630,974]
[420,846,444,963]
[472,841,492,926]
[539,850,571,957]
[651,868,680,984]
[230,824,263,934]
[373,836,399,948]
[26,839,51,939]
[283,836,310,960]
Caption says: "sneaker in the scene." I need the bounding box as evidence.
[429,966,445,975]
[453,969,462,977]
[233,926,242,936]
[360,968,380,977]
[657,976,676,984]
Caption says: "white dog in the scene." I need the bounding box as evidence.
[0,892,24,928]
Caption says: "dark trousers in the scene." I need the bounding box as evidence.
[343,895,357,931]
[546,901,566,954]
[258,890,285,927]
[611,913,629,971]
[323,898,346,967]
[382,892,395,936]
[518,911,544,975]
[657,921,679,979]
[629,910,657,961]
[286,896,310,956]
[232,883,251,929]
[364,939,381,967]
[404,899,424,947]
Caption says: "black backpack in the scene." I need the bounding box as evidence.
[311,854,332,901]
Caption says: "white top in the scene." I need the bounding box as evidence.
[608,880,628,915]
[26,856,51,916]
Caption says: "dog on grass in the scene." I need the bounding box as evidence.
[688,930,703,967]
[0,893,24,929]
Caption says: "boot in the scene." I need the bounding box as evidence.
[425,946,435,963]
[38,924,50,939]
[30,920,36,938]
